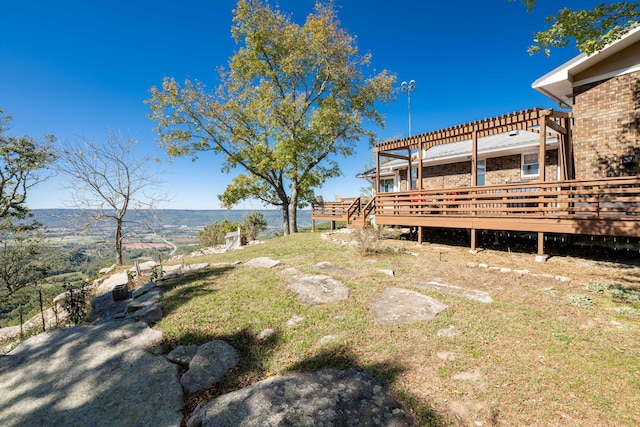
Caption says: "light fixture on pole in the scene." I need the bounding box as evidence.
[400,79,416,137]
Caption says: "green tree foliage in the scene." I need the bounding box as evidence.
[198,219,242,247]
[0,109,55,303]
[147,0,395,235]
[242,211,267,240]
[54,131,166,266]
[516,0,640,55]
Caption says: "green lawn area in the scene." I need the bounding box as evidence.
[156,230,640,426]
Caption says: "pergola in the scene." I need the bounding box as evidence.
[374,108,573,190]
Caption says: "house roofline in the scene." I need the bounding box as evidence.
[532,26,640,108]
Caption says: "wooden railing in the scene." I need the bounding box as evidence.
[374,176,640,219]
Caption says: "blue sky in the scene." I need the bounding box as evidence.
[2,0,594,209]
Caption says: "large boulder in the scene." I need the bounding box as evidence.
[180,340,240,393]
[187,368,411,427]
[0,320,183,427]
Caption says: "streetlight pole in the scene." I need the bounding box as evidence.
[400,79,416,137]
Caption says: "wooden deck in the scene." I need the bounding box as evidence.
[311,176,640,253]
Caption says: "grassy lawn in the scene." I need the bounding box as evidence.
[156,230,640,426]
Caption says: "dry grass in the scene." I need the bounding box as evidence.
[156,229,640,426]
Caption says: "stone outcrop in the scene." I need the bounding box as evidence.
[370,288,448,323]
[0,320,183,427]
[179,340,240,393]
[286,275,349,305]
[415,281,493,304]
[187,368,411,427]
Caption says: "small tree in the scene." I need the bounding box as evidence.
[242,212,267,241]
[55,131,166,265]
[198,219,242,247]
[0,109,55,303]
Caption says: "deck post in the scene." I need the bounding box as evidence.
[312,219,315,232]
[537,232,544,255]
[471,228,477,250]
[331,221,335,231]
[418,226,423,244]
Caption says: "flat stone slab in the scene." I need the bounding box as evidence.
[287,275,349,305]
[187,368,410,427]
[180,340,240,393]
[245,257,283,268]
[415,281,493,303]
[370,288,448,323]
[0,320,183,427]
[314,261,358,276]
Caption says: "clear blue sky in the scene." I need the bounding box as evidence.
[2,0,594,209]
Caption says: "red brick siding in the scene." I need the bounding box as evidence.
[399,150,559,190]
[572,71,640,179]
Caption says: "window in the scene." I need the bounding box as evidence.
[476,159,486,186]
[379,178,394,193]
[410,168,418,189]
[522,153,539,177]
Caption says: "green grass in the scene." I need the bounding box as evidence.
[155,230,640,426]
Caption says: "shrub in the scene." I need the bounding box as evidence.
[198,219,242,247]
[242,212,268,241]
[566,294,595,308]
[63,281,91,325]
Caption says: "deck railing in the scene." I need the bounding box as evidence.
[374,176,640,219]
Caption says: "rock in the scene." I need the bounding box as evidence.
[437,351,456,361]
[379,269,395,277]
[0,320,183,427]
[131,304,163,325]
[438,325,461,337]
[315,261,358,276]
[127,288,162,312]
[318,335,336,345]
[285,315,304,328]
[186,368,410,427]
[136,260,157,271]
[132,281,158,299]
[415,281,493,304]
[166,345,199,367]
[286,275,349,305]
[180,340,240,393]
[94,271,128,295]
[245,257,283,268]
[281,267,299,276]
[535,255,549,263]
[99,264,116,275]
[370,288,448,323]
[257,328,276,341]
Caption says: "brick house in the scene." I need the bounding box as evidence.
[314,28,640,255]
[533,26,640,180]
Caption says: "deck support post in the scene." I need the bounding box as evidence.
[418,226,423,244]
[312,219,315,232]
[331,221,335,231]
[470,228,477,250]
[537,232,545,255]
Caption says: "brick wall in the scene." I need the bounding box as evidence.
[572,71,640,179]
[399,150,559,190]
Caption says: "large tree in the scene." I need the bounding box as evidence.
[517,1,640,55]
[147,0,395,234]
[55,131,165,265]
[0,109,55,303]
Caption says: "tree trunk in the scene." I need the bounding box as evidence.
[281,205,290,235]
[289,178,298,233]
[115,218,123,265]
